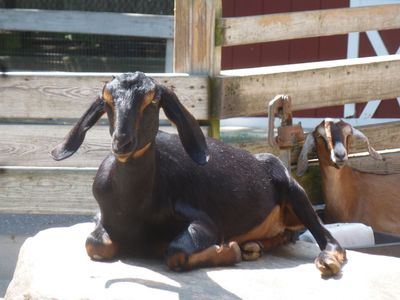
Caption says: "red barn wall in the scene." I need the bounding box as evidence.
[221,0,400,118]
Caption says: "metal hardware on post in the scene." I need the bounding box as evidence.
[267,95,305,169]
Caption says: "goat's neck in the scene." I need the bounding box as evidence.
[113,143,156,204]
[315,140,357,222]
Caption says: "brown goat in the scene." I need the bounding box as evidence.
[297,119,400,235]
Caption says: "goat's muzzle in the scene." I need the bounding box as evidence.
[112,132,135,155]
[331,142,348,168]
[112,136,152,163]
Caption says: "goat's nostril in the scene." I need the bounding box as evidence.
[333,143,347,163]
[112,140,134,154]
[335,152,347,161]
[334,152,347,166]
[112,133,134,154]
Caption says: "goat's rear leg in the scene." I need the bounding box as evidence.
[85,215,118,261]
[285,178,346,276]
[166,205,241,271]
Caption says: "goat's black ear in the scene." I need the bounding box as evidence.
[160,86,209,165]
[51,97,105,161]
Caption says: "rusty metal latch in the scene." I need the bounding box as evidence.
[268,95,305,150]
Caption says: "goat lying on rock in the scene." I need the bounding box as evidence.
[297,119,400,235]
[52,72,345,276]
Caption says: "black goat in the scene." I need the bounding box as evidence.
[52,72,346,276]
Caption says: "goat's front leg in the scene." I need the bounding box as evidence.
[286,178,346,276]
[165,204,241,271]
[85,214,119,261]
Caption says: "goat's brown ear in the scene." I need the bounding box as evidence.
[296,133,315,176]
[51,97,105,161]
[159,86,209,165]
[351,127,383,161]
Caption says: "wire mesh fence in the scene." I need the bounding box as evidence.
[0,0,174,14]
[0,0,173,72]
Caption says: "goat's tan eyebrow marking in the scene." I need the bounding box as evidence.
[139,90,156,115]
[135,90,157,131]
[102,87,114,105]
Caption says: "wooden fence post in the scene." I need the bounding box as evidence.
[174,0,222,138]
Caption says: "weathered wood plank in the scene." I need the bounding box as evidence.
[174,0,192,73]
[346,149,400,175]
[0,124,109,168]
[218,55,400,118]
[0,72,209,120]
[348,121,400,155]
[0,167,98,214]
[2,152,397,215]
[219,4,400,46]
[174,0,222,76]
[1,121,398,168]
[0,124,207,167]
[223,121,400,168]
[0,9,174,39]
[1,132,398,215]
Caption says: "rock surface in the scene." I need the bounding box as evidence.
[5,223,400,300]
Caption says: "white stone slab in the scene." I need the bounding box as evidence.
[5,223,400,300]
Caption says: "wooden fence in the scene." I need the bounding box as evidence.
[0,0,399,213]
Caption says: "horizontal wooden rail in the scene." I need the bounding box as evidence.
[0,124,108,168]
[0,72,209,120]
[0,9,174,39]
[217,55,400,118]
[225,121,400,166]
[218,4,400,47]
[1,119,399,170]
[0,166,97,214]
[2,122,399,214]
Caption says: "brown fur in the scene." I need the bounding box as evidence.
[310,120,400,235]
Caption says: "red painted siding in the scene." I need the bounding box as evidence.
[356,29,400,118]
[221,0,349,70]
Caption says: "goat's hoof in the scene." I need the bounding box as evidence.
[240,241,262,261]
[85,232,118,261]
[166,251,189,272]
[315,249,346,277]
[220,242,242,265]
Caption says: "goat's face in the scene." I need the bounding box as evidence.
[296,118,383,176]
[314,119,352,168]
[102,73,161,162]
[51,72,209,165]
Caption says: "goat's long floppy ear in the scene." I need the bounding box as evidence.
[51,96,105,161]
[159,86,209,165]
[352,127,383,161]
[296,133,315,176]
